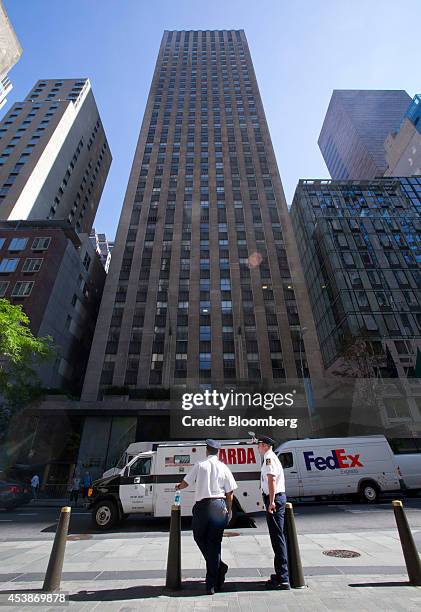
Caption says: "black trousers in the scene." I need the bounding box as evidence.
[263,493,289,583]
[192,498,229,589]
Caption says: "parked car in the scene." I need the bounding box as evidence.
[0,479,32,510]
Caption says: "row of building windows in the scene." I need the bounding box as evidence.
[0,257,43,273]
[0,236,51,251]
[0,280,33,297]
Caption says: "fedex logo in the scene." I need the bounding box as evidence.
[303,449,363,471]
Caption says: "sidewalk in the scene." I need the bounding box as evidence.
[1,529,421,610]
[29,498,88,508]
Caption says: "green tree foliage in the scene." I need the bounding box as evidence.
[0,298,55,435]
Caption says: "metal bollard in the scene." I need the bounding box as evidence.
[392,500,421,586]
[42,506,71,592]
[165,504,181,589]
[285,502,306,589]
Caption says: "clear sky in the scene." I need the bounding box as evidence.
[4,0,421,239]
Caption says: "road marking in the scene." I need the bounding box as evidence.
[72,512,90,515]
[0,519,12,522]
[18,513,38,516]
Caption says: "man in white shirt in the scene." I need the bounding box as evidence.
[258,434,290,590]
[176,439,237,595]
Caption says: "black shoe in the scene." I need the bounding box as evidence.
[217,561,228,590]
[206,587,215,595]
[265,579,290,590]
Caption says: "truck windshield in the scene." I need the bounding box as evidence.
[116,453,127,469]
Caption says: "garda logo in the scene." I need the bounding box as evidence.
[303,449,363,471]
[218,448,256,465]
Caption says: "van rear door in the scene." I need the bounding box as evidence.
[278,450,302,497]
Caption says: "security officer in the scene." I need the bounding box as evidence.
[258,434,290,590]
[175,439,237,595]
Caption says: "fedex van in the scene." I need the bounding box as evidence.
[276,435,400,503]
[89,440,261,530]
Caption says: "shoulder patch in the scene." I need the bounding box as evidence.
[266,458,271,465]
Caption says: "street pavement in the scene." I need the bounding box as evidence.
[0,499,421,610]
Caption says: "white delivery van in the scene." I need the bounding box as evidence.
[89,440,262,529]
[276,435,400,502]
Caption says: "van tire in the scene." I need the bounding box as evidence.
[92,499,119,530]
[359,482,379,503]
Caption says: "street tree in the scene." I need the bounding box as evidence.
[0,298,54,437]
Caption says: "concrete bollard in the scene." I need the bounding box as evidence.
[165,504,181,589]
[285,502,306,589]
[42,506,71,592]
[392,500,421,586]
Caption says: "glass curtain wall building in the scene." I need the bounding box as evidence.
[291,177,421,374]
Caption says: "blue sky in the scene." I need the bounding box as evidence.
[4,0,421,239]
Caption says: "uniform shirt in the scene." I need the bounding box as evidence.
[260,449,285,495]
[184,454,238,502]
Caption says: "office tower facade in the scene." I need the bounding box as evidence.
[82,29,322,401]
[319,90,412,180]
[0,78,111,233]
[385,94,421,177]
[90,227,113,272]
[0,219,105,390]
[0,1,22,110]
[291,177,421,375]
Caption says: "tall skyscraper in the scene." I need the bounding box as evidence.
[318,90,412,180]
[291,177,421,374]
[82,29,322,402]
[0,0,22,110]
[0,78,111,233]
[385,94,421,177]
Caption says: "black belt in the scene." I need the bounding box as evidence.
[196,497,225,503]
[263,492,285,497]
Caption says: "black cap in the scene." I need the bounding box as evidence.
[257,435,276,447]
[205,439,221,450]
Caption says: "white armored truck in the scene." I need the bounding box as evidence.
[89,440,262,529]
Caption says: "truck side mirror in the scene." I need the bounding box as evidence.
[124,466,129,477]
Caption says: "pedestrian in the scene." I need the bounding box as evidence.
[82,471,92,498]
[175,439,237,595]
[70,475,81,507]
[257,434,290,590]
[30,474,40,499]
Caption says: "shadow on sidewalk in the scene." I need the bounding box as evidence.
[67,580,270,601]
[349,581,412,588]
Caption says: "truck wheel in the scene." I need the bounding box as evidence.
[360,482,379,503]
[92,500,119,530]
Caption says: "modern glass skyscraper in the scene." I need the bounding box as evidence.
[291,177,421,374]
[82,29,322,401]
[318,90,412,180]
